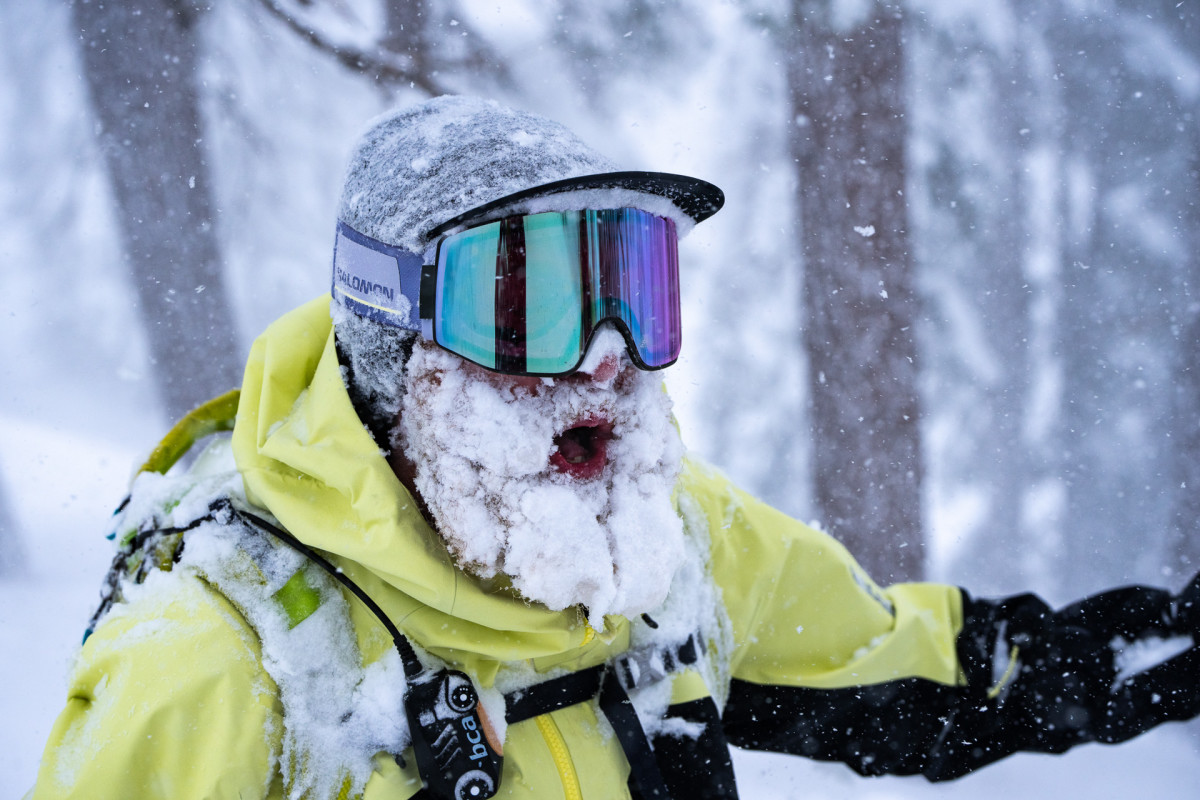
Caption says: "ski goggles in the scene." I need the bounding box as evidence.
[332,208,682,376]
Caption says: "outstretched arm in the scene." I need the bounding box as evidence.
[722,576,1200,780]
[682,458,1200,780]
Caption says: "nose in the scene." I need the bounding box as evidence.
[581,354,621,384]
[575,326,628,386]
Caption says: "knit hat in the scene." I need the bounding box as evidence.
[337,95,723,255]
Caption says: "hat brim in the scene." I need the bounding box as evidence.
[426,171,725,240]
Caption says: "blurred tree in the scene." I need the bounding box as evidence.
[72,0,241,422]
[1161,0,1200,585]
[786,0,924,582]
[1171,135,1200,579]
[548,0,710,102]
[906,0,1200,599]
[256,0,509,95]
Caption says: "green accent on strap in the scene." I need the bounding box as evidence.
[274,569,323,629]
[139,388,242,475]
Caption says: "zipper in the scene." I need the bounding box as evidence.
[536,713,583,800]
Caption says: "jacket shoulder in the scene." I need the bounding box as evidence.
[32,568,283,800]
[677,456,962,689]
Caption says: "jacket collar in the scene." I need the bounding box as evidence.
[231,296,629,682]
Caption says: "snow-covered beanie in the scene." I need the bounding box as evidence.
[337,95,618,256]
[332,96,619,439]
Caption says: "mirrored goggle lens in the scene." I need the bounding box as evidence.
[433,208,680,375]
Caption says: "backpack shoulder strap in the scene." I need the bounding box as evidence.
[138,388,241,475]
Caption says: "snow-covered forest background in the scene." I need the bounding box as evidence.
[3,0,1200,797]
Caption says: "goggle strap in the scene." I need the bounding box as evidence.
[331,222,424,331]
[419,263,437,340]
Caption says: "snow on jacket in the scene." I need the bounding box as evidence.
[31,296,1200,800]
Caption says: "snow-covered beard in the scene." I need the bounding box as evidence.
[395,333,686,626]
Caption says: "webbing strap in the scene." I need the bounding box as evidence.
[139,388,241,475]
[503,637,702,800]
[504,666,604,724]
[599,669,672,799]
[505,666,675,798]
[504,634,699,726]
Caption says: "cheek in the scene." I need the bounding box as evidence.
[459,360,544,393]
[612,367,640,392]
[388,445,419,488]
[507,375,547,393]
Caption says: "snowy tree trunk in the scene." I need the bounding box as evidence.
[73,0,241,422]
[1010,19,1069,595]
[1164,2,1200,589]
[1171,149,1200,580]
[381,0,429,71]
[787,1,924,583]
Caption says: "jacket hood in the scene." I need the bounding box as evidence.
[231,295,629,682]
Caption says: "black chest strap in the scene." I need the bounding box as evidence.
[503,634,699,725]
[504,666,604,724]
[501,636,702,800]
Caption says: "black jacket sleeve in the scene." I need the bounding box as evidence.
[720,575,1200,781]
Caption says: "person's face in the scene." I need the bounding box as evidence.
[392,325,686,623]
[452,331,630,480]
[387,327,632,489]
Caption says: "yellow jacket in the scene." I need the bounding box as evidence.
[32,296,965,800]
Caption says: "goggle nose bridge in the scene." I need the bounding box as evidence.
[578,317,647,372]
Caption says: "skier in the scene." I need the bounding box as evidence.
[30,96,1200,800]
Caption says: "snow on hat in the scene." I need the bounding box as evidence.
[337,95,724,255]
[338,96,615,254]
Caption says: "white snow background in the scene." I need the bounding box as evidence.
[4,1,1200,798]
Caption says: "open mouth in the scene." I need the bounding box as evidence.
[550,417,615,480]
